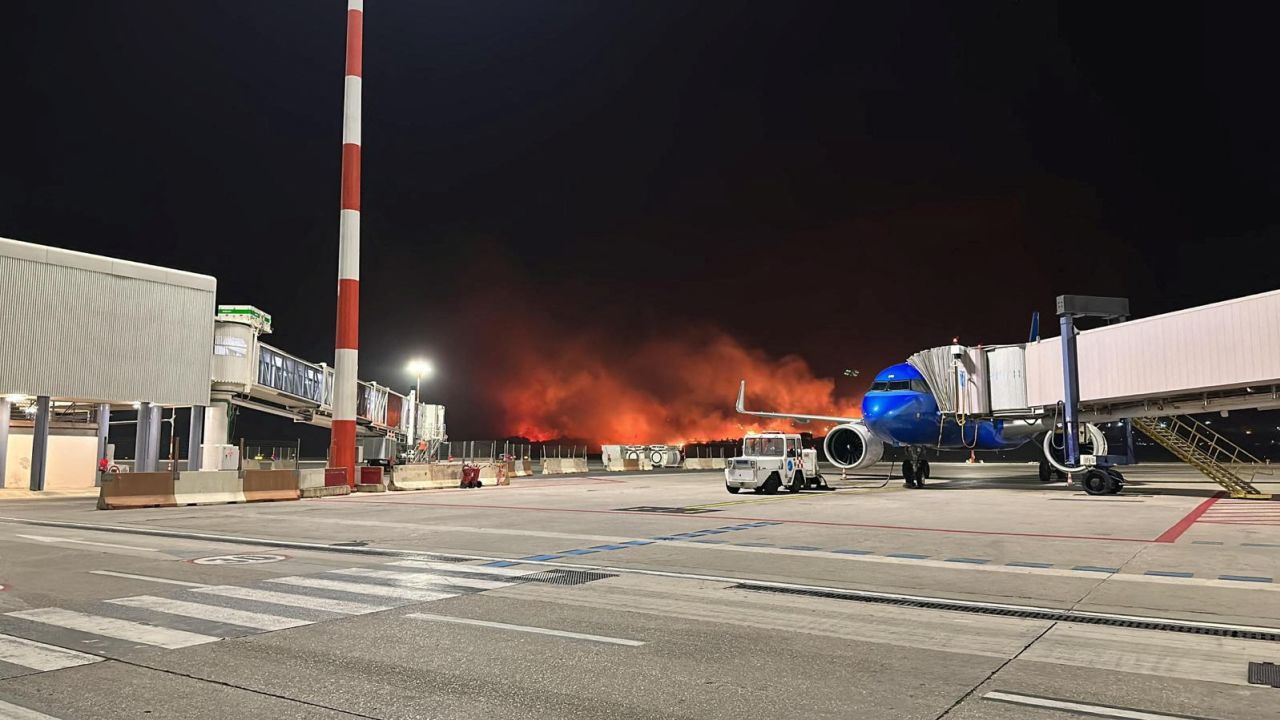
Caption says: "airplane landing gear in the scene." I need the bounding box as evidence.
[902,448,929,489]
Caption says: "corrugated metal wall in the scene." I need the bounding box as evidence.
[0,241,215,406]
[1025,289,1280,407]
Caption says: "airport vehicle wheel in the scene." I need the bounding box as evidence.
[763,473,782,494]
[1082,469,1110,496]
[1105,470,1125,495]
[788,472,804,493]
[918,460,930,479]
[1038,460,1054,482]
[902,461,917,488]
[726,484,740,494]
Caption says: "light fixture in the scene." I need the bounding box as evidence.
[406,359,434,378]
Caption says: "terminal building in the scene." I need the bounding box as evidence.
[0,236,443,492]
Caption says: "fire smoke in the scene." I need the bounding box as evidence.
[487,329,860,446]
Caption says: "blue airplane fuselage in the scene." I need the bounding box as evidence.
[860,363,1027,451]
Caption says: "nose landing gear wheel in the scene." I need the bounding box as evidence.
[917,460,929,487]
[902,461,917,488]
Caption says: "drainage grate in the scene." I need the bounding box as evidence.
[734,584,1280,642]
[523,569,616,586]
[1249,662,1280,688]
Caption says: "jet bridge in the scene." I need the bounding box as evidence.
[203,306,445,466]
[909,289,1279,497]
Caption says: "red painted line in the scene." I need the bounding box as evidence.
[340,144,361,210]
[335,279,359,348]
[332,500,1154,543]
[1154,492,1224,543]
[345,9,363,78]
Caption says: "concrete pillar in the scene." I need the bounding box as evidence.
[96,403,110,486]
[135,402,151,472]
[147,405,162,471]
[204,400,230,447]
[29,396,50,491]
[187,405,204,471]
[0,399,10,488]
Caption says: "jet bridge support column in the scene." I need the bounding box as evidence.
[1059,314,1081,467]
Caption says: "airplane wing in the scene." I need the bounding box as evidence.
[735,380,861,425]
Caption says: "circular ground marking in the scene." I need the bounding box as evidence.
[190,553,288,566]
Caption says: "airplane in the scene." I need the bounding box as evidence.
[735,361,1056,488]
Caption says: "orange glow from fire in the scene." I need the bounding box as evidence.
[489,330,860,446]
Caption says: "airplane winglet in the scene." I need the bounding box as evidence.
[736,380,747,413]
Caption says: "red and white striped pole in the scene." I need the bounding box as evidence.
[329,0,362,486]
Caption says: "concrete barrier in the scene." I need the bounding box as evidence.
[97,472,175,510]
[174,471,244,505]
[242,469,301,503]
[508,459,533,477]
[356,466,387,492]
[541,458,563,474]
[710,458,727,469]
[390,462,463,490]
[300,468,350,498]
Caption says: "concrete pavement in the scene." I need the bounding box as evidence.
[0,462,1275,718]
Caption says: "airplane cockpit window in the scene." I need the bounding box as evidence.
[887,380,911,391]
[910,379,932,393]
[869,381,890,391]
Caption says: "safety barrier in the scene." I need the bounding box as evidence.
[356,466,387,493]
[242,469,301,503]
[174,471,244,505]
[543,458,589,474]
[97,472,176,510]
[301,468,351,498]
[390,462,462,491]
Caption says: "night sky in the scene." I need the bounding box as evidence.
[3,2,1278,446]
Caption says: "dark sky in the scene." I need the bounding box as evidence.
[3,2,1278,442]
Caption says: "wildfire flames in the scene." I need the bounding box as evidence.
[487,329,860,446]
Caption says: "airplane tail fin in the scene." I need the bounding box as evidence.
[1028,311,1041,342]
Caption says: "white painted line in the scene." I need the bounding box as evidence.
[388,560,545,577]
[265,576,458,602]
[0,698,64,720]
[0,633,102,672]
[105,596,311,632]
[89,571,211,588]
[15,535,157,552]
[329,568,511,590]
[983,690,1203,719]
[5,608,218,649]
[248,513,637,545]
[192,585,389,616]
[405,612,644,646]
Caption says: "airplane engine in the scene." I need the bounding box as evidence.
[823,423,884,470]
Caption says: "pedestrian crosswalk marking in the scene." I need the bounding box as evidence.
[388,559,545,577]
[0,633,102,672]
[328,568,511,590]
[106,596,313,631]
[265,575,460,602]
[5,608,218,649]
[191,585,390,616]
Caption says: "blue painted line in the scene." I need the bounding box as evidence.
[1006,562,1053,568]
[832,549,873,555]
[1073,566,1119,573]
[671,532,702,538]
[887,553,930,560]
[1192,541,1225,545]
[618,540,654,546]
[734,542,774,547]
[698,529,730,534]
[558,549,600,556]
[651,536,680,541]
[945,558,990,564]
[717,526,747,531]
[482,560,519,568]
[781,545,820,551]
[521,554,563,562]
[588,544,630,551]
[1144,570,1194,578]
[1219,575,1273,583]
[1242,543,1280,548]
[693,539,728,544]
